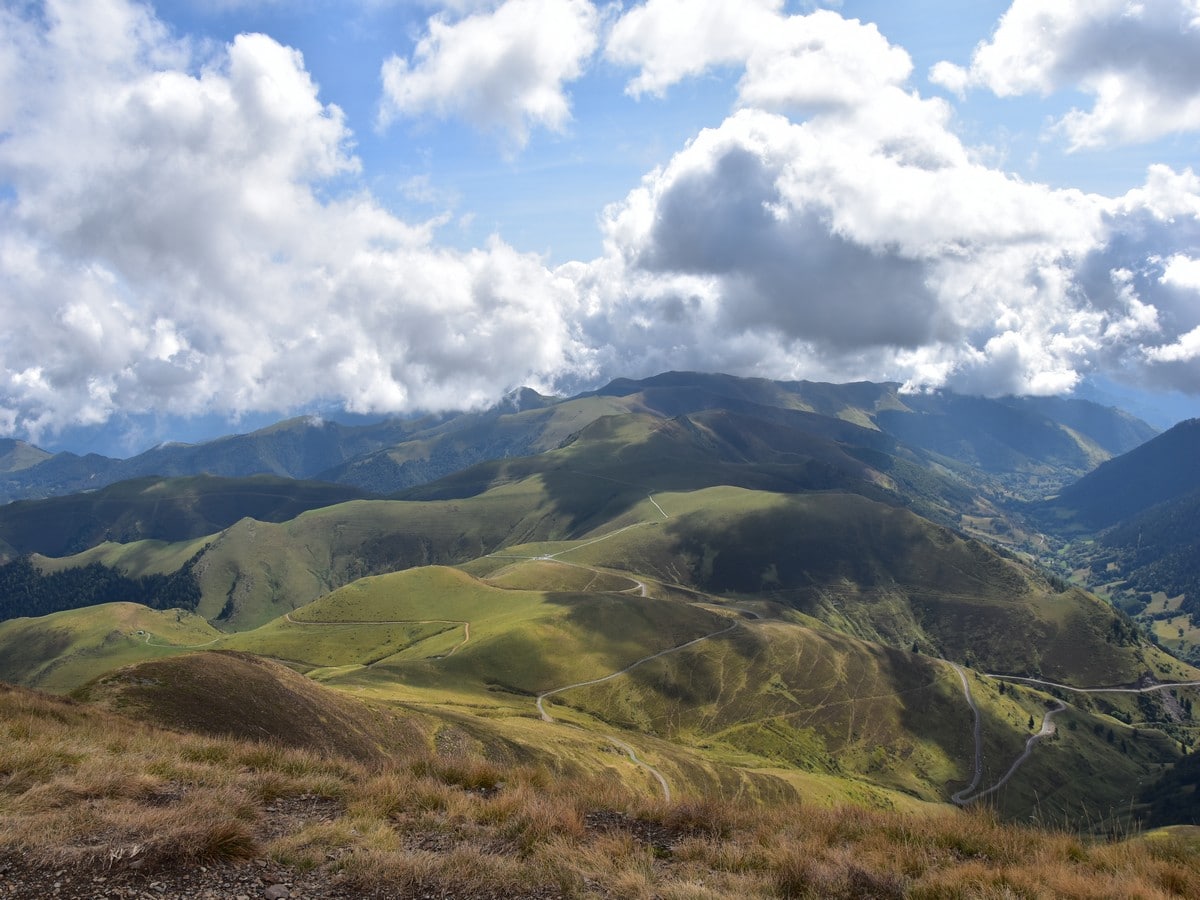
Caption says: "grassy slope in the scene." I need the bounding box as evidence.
[0,474,367,558]
[0,550,1193,827]
[215,564,1189,823]
[79,650,426,764]
[522,486,1192,687]
[34,536,213,578]
[0,602,222,692]
[5,682,1198,898]
[3,415,1194,830]
[184,478,570,630]
[229,566,731,700]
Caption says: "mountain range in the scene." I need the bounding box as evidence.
[0,373,1156,506]
[1,371,1199,894]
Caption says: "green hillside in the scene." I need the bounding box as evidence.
[0,474,368,558]
[1,373,1192,836]
[0,602,221,692]
[1031,420,1200,662]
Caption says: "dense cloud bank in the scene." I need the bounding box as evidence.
[1,0,1198,441]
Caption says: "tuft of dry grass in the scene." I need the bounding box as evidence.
[2,681,1200,898]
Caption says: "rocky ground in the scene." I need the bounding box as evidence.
[0,854,350,900]
[0,851,588,899]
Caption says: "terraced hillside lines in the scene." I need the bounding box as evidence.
[536,618,741,801]
[283,611,471,657]
[536,619,740,723]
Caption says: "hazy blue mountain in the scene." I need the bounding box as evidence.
[0,374,1156,505]
[592,372,1156,497]
[0,439,52,474]
[1044,418,1200,530]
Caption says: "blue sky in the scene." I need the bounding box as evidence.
[2,0,1200,454]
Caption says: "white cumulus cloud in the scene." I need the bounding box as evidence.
[378,0,599,149]
[931,0,1200,149]
[605,0,783,97]
[2,0,1200,444]
[0,0,591,441]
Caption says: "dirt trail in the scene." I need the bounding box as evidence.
[283,612,471,656]
[139,632,222,649]
[985,674,1200,695]
[536,621,738,722]
[536,619,739,800]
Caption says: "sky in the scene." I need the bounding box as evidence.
[2,0,1200,455]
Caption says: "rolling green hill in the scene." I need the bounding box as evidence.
[0,474,368,558]
[7,552,1186,827]
[2,372,1192,836]
[0,602,221,692]
[496,485,1185,687]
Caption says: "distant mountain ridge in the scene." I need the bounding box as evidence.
[1038,419,1200,643]
[1045,418,1200,529]
[0,373,1157,505]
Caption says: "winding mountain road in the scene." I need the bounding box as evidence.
[959,699,1068,805]
[606,734,673,802]
[950,668,1200,806]
[985,674,1200,695]
[947,662,984,805]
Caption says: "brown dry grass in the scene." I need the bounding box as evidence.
[2,682,1199,898]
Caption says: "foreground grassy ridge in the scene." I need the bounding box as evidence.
[2,682,1198,899]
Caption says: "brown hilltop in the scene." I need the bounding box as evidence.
[78,649,423,764]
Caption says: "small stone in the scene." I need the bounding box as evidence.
[263,887,290,900]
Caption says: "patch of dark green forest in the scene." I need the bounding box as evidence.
[0,552,203,622]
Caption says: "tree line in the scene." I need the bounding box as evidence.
[0,551,203,622]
